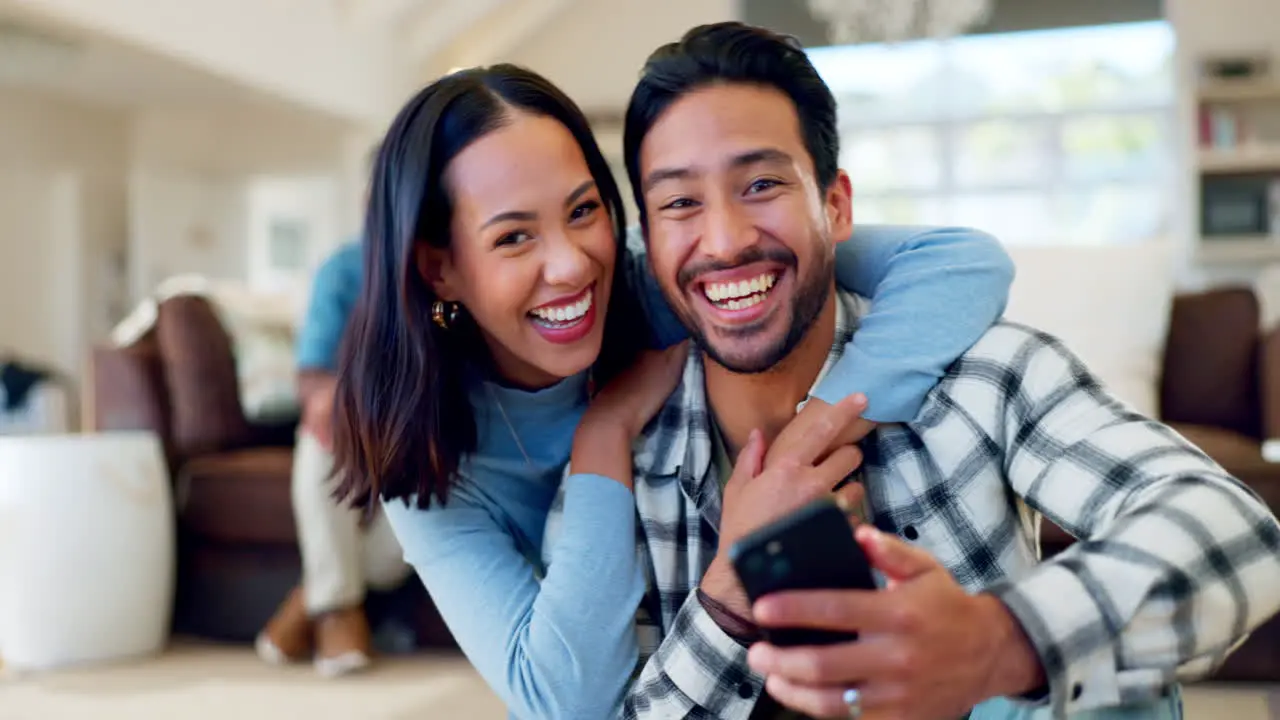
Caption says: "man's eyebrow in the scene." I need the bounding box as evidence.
[641,167,693,194]
[642,148,795,193]
[731,148,793,168]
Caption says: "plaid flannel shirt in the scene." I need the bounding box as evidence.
[613,290,1280,719]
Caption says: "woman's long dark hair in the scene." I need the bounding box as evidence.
[331,65,646,511]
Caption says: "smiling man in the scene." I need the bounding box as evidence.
[642,141,834,378]
[615,21,1280,720]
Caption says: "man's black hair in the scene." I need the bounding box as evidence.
[622,21,840,225]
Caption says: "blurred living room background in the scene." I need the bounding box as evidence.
[2,0,1280,717]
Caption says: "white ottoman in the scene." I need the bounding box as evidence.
[0,432,174,672]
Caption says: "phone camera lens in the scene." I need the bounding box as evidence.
[770,557,790,578]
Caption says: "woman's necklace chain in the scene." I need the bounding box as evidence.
[486,383,534,470]
[482,370,594,472]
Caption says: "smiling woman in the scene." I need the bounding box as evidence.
[328,66,676,720]
[333,67,647,511]
[428,111,620,389]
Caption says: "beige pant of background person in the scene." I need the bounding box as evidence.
[256,432,411,677]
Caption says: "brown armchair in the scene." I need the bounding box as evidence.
[1039,287,1280,682]
[90,295,453,647]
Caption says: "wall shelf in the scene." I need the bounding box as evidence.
[1198,146,1280,173]
[1197,235,1280,264]
[1198,79,1280,103]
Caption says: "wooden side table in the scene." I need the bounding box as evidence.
[0,431,174,672]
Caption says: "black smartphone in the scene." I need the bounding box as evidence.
[728,497,877,646]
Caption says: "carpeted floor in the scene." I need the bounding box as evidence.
[1,641,1277,719]
[0,642,506,719]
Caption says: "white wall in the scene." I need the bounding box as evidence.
[0,91,127,173]
[0,172,79,377]
[0,90,128,378]
[7,0,410,125]
[0,88,366,384]
[126,172,248,299]
[1166,0,1280,59]
[246,176,341,299]
[127,108,367,303]
[501,0,737,111]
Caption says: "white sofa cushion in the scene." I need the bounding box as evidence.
[111,275,306,423]
[1002,242,1175,418]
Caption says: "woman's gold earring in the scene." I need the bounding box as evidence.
[432,300,458,330]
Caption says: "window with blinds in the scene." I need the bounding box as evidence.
[808,20,1175,245]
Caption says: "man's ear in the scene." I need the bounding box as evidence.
[825,170,854,245]
[414,243,459,302]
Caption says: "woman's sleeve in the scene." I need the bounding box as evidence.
[382,473,644,719]
[815,225,1014,422]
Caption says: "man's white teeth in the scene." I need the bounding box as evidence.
[532,289,593,324]
[723,295,765,311]
[703,273,777,305]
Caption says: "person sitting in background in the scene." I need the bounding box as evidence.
[255,235,412,678]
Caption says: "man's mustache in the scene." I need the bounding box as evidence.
[677,246,797,291]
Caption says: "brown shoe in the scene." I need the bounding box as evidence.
[255,586,313,665]
[314,606,372,677]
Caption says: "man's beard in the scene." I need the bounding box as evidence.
[676,244,834,375]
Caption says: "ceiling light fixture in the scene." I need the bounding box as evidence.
[805,0,994,44]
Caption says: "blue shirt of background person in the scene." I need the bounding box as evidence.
[296,242,363,371]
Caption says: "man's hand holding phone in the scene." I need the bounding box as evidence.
[745,525,1048,719]
[699,395,1046,718]
[700,394,873,620]
[728,499,878,647]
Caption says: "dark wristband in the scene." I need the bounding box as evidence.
[696,588,763,646]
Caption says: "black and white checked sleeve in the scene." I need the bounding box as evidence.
[621,590,764,719]
[966,325,1280,717]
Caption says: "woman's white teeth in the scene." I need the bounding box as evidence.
[532,289,592,324]
[704,273,777,308]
